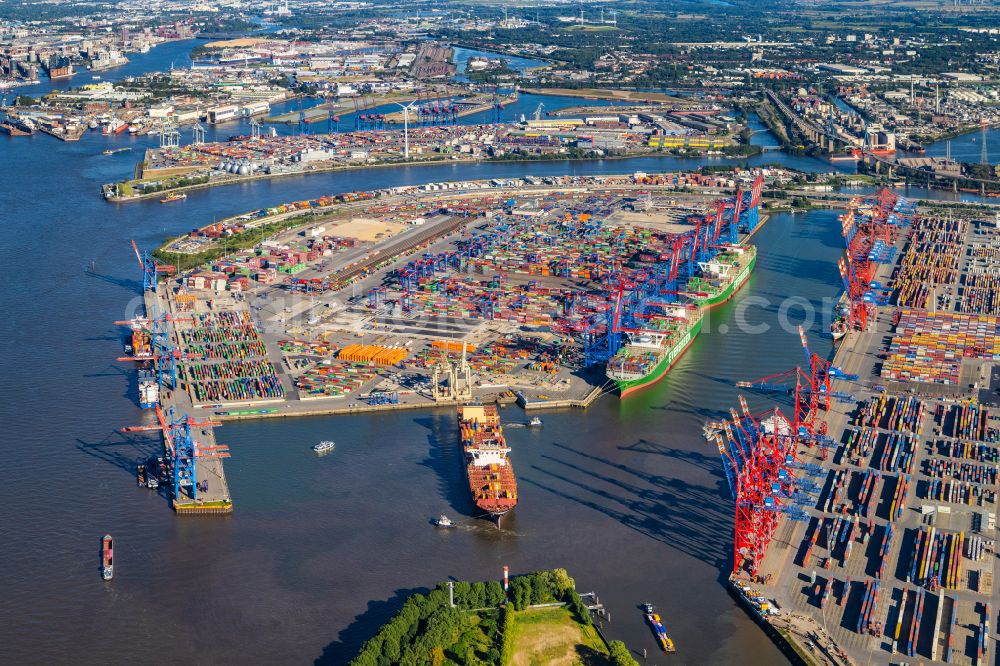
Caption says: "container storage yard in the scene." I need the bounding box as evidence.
[714,190,1000,666]
[116,172,764,422]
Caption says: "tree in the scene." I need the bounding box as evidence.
[565,589,591,626]
[485,580,506,607]
[608,640,640,666]
[498,604,515,665]
[510,578,532,610]
[452,581,472,608]
[469,581,487,609]
[549,568,575,598]
[531,573,551,604]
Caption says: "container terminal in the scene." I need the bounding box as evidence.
[100,106,737,202]
[117,170,767,514]
[712,189,1000,665]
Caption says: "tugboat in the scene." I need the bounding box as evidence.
[433,515,455,528]
[101,535,114,581]
[312,440,335,454]
[160,192,187,203]
[643,603,676,653]
[136,463,147,486]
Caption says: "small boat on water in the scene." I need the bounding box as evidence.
[312,440,335,454]
[702,422,720,442]
[101,535,114,581]
[433,515,455,528]
[643,603,676,653]
[831,317,849,341]
[136,463,146,486]
[147,475,159,489]
[160,192,187,203]
[528,417,542,427]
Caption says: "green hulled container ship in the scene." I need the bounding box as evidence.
[685,244,756,309]
[606,306,704,397]
[606,244,756,397]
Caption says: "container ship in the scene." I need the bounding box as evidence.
[459,405,517,525]
[101,535,114,581]
[124,317,153,359]
[0,115,35,136]
[685,244,756,309]
[606,305,703,397]
[103,118,127,135]
[138,369,159,409]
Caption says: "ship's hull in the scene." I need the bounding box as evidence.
[613,316,704,397]
[0,122,30,136]
[101,535,114,580]
[694,253,756,310]
[473,500,515,524]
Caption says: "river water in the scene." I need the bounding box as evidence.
[451,46,549,83]
[0,40,991,665]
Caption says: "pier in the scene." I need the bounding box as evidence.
[118,270,234,515]
[724,192,1000,665]
[149,286,233,515]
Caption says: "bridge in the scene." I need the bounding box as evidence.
[763,89,853,153]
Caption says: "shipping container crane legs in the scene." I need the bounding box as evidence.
[121,405,227,504]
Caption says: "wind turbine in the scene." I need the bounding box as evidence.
[394,100,418,160]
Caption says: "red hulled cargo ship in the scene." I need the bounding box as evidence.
[459,405,517,525]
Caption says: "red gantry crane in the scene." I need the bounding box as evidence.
[715,401,802,576]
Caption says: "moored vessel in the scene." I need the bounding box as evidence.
[0,115,35,136]
[830,317,848,341]
[102,118,127,135]
[160,192,187,203]
[685,244,756,309]
[606,305,703,397]
[138,369,159,408]
[459,405,517,525]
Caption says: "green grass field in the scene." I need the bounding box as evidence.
[506,606,611,666]
[562,24,620,32]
